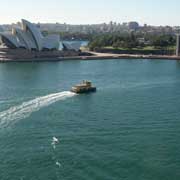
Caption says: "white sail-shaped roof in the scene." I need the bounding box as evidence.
[0,32,20,48]
[21,19,43,51]
[42,35,60,50]
[0,19,62,51]
[13,28,37,50]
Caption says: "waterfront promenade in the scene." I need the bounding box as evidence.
[0,50,180,62]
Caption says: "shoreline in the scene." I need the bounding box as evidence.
[0,52,180,62]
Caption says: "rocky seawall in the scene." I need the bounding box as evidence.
[0,49,180,62]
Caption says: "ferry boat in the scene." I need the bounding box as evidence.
[71,81,96,94]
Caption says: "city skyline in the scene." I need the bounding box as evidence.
[1,0,180,26]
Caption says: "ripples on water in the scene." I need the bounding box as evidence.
[0,59,180,180]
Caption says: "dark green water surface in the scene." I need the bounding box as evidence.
[0,59,180,180]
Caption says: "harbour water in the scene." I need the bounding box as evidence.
[0,59,180,179]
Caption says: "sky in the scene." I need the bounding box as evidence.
[0,0,180,26]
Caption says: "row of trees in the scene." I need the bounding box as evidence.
[42,30,176,51]
[88,32,176,50]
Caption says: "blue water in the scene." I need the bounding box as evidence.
[0,59,180,180]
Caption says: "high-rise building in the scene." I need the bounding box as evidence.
[128,22,139,30]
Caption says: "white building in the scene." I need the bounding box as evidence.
[0,19,60,51]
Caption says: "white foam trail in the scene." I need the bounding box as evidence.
[0,91,76,128]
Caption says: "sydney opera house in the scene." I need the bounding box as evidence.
[0,19,60,51]
[0,19,82,60]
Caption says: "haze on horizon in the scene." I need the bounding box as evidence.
[0,0,180,26]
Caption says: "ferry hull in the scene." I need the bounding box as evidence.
[71,87,96,94]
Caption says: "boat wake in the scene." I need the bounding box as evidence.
[0,91,76,128]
